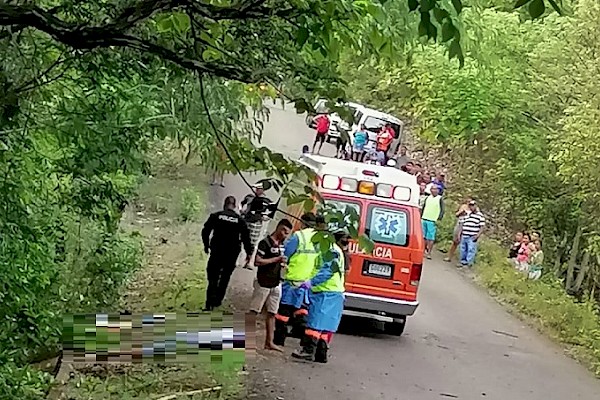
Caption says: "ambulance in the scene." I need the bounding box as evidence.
[289,154,423,335]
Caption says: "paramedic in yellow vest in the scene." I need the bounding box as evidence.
[291,230,349,363]
[273,212,325,347]
[421,185,445,259]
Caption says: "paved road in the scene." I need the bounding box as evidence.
[208,103,600,400]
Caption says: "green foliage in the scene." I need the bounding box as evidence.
[0,363,53,400]
[179,188,203,222]
[0,0,563,395]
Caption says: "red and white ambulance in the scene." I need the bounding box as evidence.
[288,154,424,335]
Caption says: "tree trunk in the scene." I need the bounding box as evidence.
[554,232,568,277]
[572,251,591,293]
[565,224,582,290]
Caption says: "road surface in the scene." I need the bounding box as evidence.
[208,102,600,400]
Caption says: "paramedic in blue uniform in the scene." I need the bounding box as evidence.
[292,230,349,363]
[201,196,252,311]
[273,212,325,346]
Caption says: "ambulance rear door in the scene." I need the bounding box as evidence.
[346,200,419,303]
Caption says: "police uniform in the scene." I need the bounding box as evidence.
[292,243,345,363]
[201,208,252,310]
[273,228,319,346]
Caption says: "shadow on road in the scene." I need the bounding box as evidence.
[337,315,403,341]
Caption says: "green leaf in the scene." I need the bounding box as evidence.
[528,0,545,18]
[156,16,175,33]
[514,0,532,8]
[547,0,563,14]
[449,38,464,67]
[294,98,311,114]
[358,235,374,254]
[441,21,456,42]
[451,0,463,14]
[420,0,435,12]
[303,198,315,212]
[172,13,190,33]
[433,7,450,22]
[297,27,309,46]
[408,0,419,11]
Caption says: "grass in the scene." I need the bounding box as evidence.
[436,202,600,377]
[56,148,246,399]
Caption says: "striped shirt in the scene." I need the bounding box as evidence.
[461,211,485,236]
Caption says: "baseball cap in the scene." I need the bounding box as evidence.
[468,200,477,205]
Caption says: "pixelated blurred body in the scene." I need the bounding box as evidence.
[63,313,248,364]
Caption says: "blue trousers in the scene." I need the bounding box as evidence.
[460,235,478,266]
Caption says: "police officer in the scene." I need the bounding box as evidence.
[202,196,252,311]
[273,212,325,346]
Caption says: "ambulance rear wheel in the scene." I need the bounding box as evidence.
[385,319,406,336]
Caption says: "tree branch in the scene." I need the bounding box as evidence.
[0,1,282,82]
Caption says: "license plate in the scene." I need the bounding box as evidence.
[367,263,392,277]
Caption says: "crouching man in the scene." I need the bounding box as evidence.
[292,230,348,363]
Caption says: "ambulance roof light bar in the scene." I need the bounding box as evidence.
[321,173,412,201]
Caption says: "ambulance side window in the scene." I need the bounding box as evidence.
[365,205,409,246]
[322,200,361,232]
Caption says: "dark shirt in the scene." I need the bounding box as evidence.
[201,209,252,255]
[508,243,520,259]
[242,194,275,222]
[256,236,282,288]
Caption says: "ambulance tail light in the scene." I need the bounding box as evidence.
[340,177,358,192]
[410,263,422,287]
[322,174,341,190]
[376,183,393,198]
[393,186,411,201]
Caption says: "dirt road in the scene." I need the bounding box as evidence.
[208,103,600,400]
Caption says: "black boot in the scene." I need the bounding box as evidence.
[290,314,307,339]
[291,336,316,361]
[314,339,328,363]
[273,320,288,347]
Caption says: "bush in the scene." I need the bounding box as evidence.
[180,188,202,222]
[0,363,52,400]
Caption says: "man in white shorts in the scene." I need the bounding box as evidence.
[249,218,293,351]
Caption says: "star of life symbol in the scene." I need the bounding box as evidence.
[375,212,401,239]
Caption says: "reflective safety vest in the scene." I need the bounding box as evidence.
[284,228,319,282]
[422,195,441,222]
[312,244,345,293]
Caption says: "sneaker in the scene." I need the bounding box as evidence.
[291,348,314,361]
[426,252,432,260]
[443,257,451,262]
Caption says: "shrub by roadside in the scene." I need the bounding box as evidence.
[436,205,600,377]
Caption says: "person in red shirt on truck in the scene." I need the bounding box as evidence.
[376,123,394,163]
[312,113,330,155]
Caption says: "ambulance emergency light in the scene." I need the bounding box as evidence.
[322,174,341,189]
[393,186,411,201]
[321,173,412,202]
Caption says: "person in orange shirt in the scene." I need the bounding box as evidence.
[376,124,394,163]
